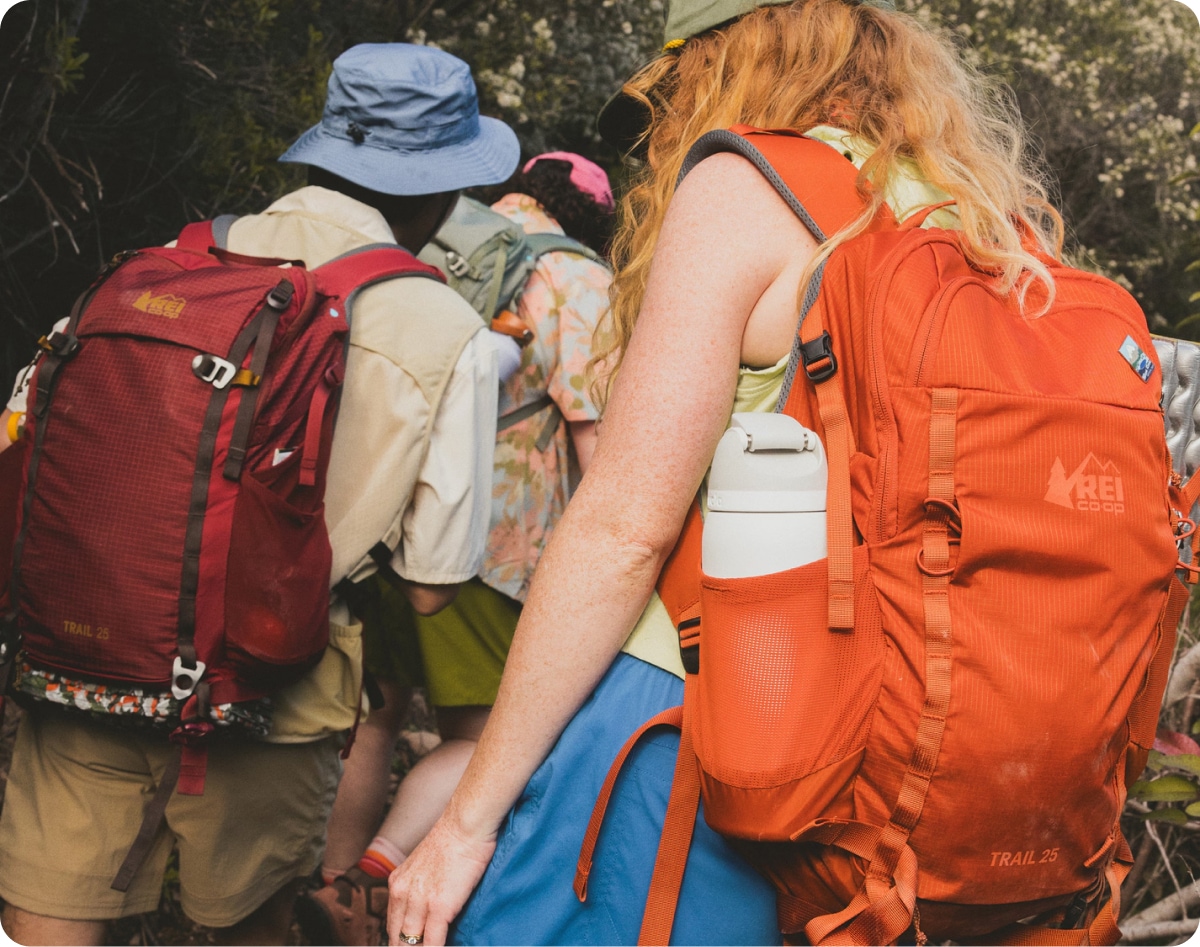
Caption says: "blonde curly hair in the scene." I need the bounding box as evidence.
[592,0,1063,407]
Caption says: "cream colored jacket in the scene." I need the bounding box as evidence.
[227,187,498,741]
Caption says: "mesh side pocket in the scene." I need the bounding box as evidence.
[695,544,883,792]
[224,459,330,688]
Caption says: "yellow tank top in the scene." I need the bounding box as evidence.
[620,355,788,678]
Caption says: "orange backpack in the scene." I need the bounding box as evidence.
[576,127,1194,946]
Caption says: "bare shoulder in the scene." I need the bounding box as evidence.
[665,151,821,369]
[663,151,816,266]
[676,149,779,194]
[672,152,810,231]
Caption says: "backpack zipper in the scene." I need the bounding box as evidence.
[910,278,973,388]
[866,233,964,544]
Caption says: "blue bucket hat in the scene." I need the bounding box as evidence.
[280,44,520,196]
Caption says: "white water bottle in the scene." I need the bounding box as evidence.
[702,413,827,579]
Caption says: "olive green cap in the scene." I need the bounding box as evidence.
[663,0,894,48]
[662,0,794,48]
[598,0,896,154]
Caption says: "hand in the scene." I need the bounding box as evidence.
[386,812,497,946]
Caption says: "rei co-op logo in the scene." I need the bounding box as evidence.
[133,290,186,319]
[1044,454,1125,514]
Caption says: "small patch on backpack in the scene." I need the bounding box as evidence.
[1119,335,1155,382]
[133,290,186,319]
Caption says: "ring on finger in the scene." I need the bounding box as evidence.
[400,934,423,946]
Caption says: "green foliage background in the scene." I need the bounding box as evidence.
[1,0,1198,387]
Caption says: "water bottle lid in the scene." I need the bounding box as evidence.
[707,413,827,513]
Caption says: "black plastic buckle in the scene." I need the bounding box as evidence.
[266,281,295,310]
[800,331,838,382]
[37,331,80,359]
[677,617,700,675]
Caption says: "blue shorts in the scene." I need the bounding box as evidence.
[450,653,781,946]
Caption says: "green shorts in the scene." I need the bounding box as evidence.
[0,708,341,927]
[362,576,519,708]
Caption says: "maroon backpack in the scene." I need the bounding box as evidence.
[0,220,443,887]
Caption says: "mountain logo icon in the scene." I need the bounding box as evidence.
[1045,454,1125,514]
[133,291,186,319]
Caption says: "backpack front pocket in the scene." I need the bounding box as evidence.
[694,543,883,840]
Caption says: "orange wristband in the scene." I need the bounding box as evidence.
[6,411,24,444]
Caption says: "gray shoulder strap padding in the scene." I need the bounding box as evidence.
[322,242,406,265]
[523,233,608,269]
[211,214,238,250]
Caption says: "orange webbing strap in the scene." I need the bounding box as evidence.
[665,128,871,631]
[638,701,703,946]
[801,390,959,944]
[798,301,856,630]
[656,499,704,630]
[786,820,918,946]
[731,127,867,631]
[867,389,958,891]
[575,706,684,902]
[1084,852,1130,946]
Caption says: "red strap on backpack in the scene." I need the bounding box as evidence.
[175,220,217,254]
[314,243,445,298]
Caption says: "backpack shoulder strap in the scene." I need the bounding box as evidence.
[657,128,875,634]
[175,214,239,254]
[628,124,878,947]
[211,214,238,249]
[323,245,450,613]
[679,126,871,242]
[315,243,446,323]
[175,220,215,254]
[523,232,607,268]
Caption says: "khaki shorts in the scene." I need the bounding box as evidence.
[362,576,519,707]
[0,708,341,927]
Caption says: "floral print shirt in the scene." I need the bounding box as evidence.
[483,193,609,602]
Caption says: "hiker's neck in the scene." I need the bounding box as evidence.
[390,190,459,254]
